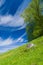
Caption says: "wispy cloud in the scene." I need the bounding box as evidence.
[0,32,26,46]
[0,15,25,28]
[0,37,13,46]
[0,32,27,53]
[0,0,6,7]
[16,32,26,42]
[0,46,18,53]
[0,0,29,53]
[15,0,31,15]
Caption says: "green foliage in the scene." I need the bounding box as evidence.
[22,0,43,41]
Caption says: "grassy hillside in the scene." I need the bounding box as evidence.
[0,36,43,65]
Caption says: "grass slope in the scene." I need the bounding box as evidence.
[0,36,43,65]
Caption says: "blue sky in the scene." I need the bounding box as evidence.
[0,0,31,53]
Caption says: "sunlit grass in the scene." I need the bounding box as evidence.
[0,36,43,65]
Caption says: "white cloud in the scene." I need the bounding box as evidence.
[16,33,26,42]
[15,37,24,43]
[0,15,13,24]
[0,33,26,46]
[0,32,26,53]
[0,37,21,46]
[0,46,18,53]
[0,15,25,27]
[19,38,24,42]
[0,37,13,46]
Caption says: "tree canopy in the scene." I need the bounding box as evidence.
[22,0,43,41]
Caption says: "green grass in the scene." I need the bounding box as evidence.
[0,36,43,65]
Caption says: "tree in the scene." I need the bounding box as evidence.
[22,0,43,41]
